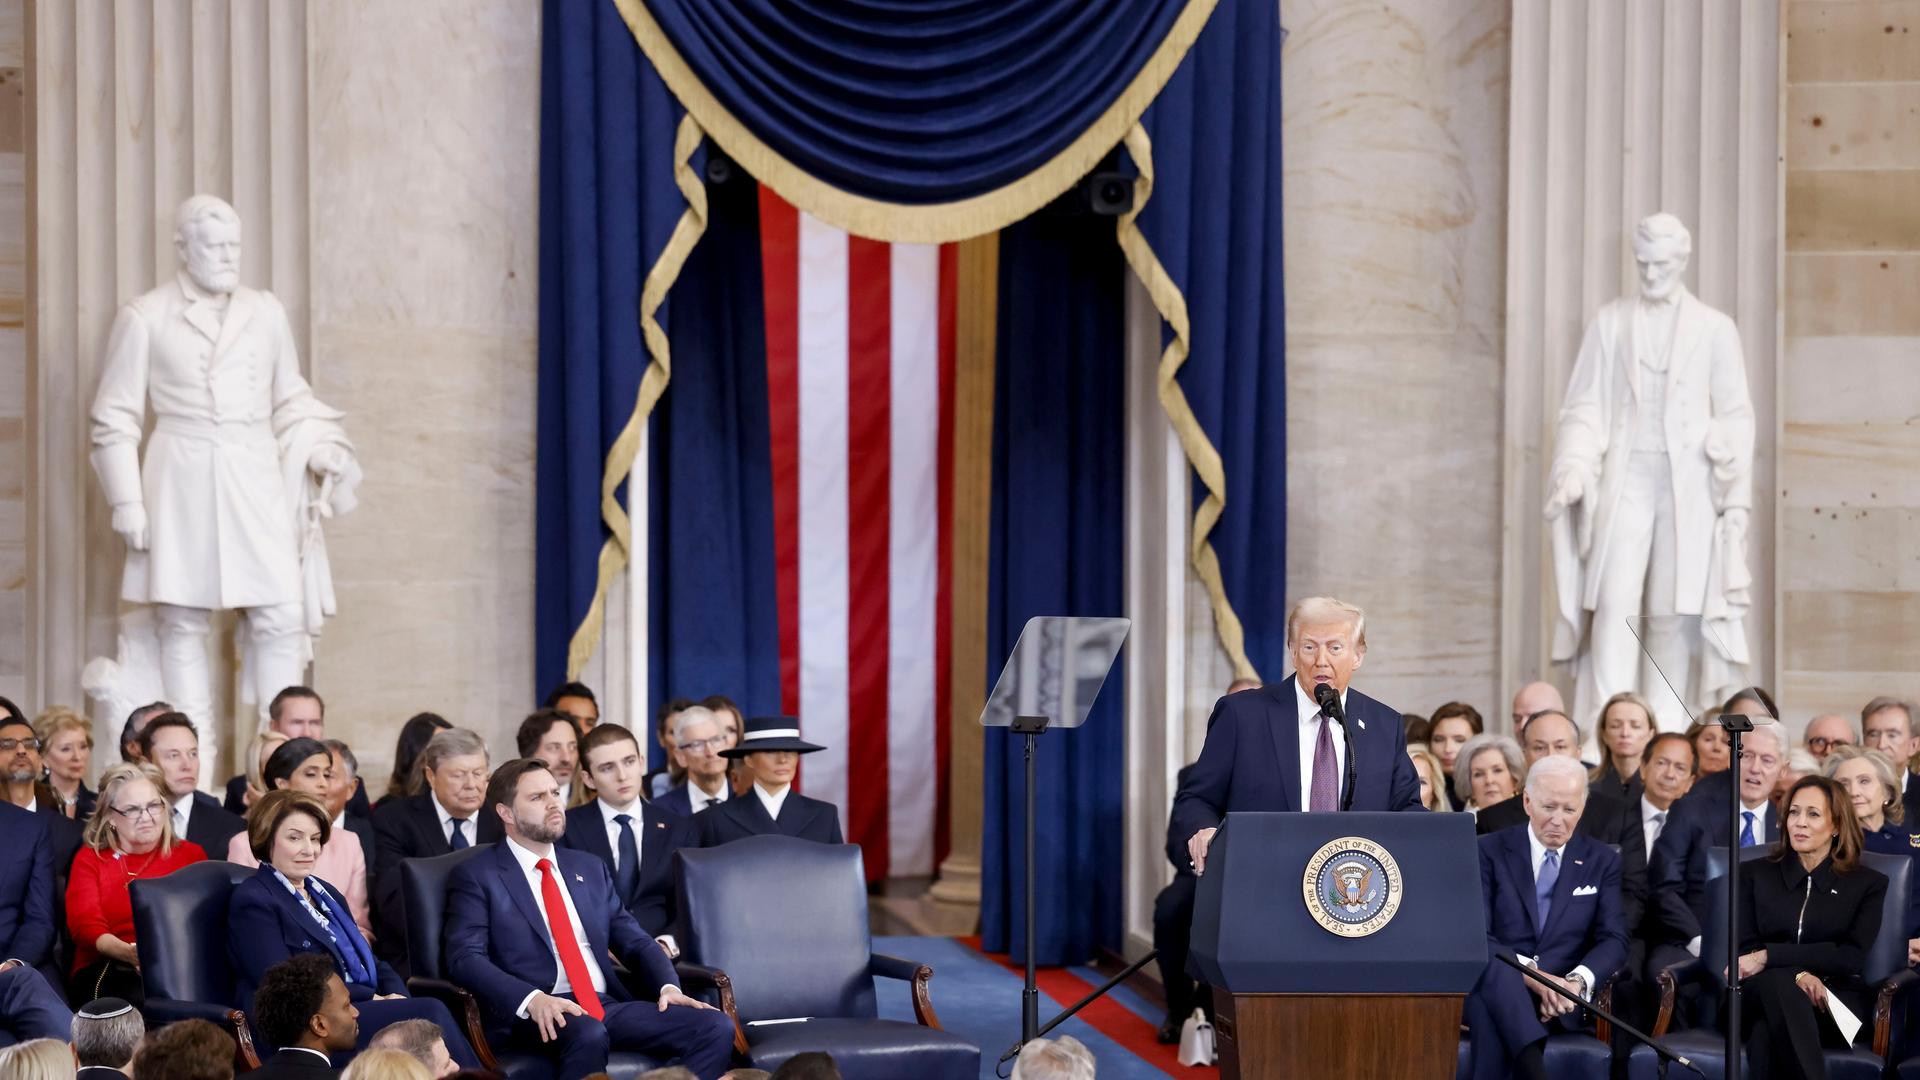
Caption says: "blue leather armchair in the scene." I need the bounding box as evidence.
[674,835,980,1079]
[127,860,261,1068]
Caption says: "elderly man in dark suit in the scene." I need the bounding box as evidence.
[446,758,735,1079]
[1647,722,1785,963]
[1464,755,1627,1080]
[370,728,502,971]
[692,717,842,847]
[1173,597,1422,877]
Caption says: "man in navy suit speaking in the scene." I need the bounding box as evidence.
[1174,596,1423,874]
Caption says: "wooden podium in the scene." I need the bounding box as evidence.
[1188,813,1486,1080]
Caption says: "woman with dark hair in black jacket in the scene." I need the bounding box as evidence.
[1733,774,1888,1078]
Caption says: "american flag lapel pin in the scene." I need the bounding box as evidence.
[575,874,585,883]
[1357,718,1366,730]
[1573,860,1583,866]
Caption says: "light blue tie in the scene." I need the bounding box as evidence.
[1536,849,1560,927]
[1740,810,1757,848]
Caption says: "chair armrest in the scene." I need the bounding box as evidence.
[408,977,500,1072]
[1651,956,1702,1037]
[673,962,748,1056]
[1873,967,1919,1058]
[142,1000,259,1070]
[870,953,941,1029]
[1592,968,1623,1045]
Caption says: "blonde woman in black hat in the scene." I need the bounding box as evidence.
[692,717,842,846]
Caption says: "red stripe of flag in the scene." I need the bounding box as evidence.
[933,242,958,868]
[846,236,893,879]
[758,189,802,718]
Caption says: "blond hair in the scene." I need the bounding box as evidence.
[84,761,176,855]
[247,731,290,802]
[1406,744,1450,811]
[1825,744,1905,826]
[1286,596,1366,650]
[32,704,93,749]
[0,1039,75,1080]
[342,1049,433,1080]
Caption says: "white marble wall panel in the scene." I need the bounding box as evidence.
[0,0,22,707]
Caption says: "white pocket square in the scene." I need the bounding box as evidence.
[1571,885,1598,897]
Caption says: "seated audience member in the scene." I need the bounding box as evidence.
[1590,692,1655,801]
[34,706,97,820]
[1773,747,1819,812]
[1426,703,1485,810]
[72,996,143,1078]
[655,707,733,819]
[1825,745,1920,961]
[645,699,696,800]
[0,798,60,983]
[639,1068,700,1080]
[769,1053,843,1080]
[1803,713,1856,762]
[1009,1036,1095,1080]
[696,717,842,846]
[1407,745,1450,812]
[1153,765,1210,1043]
[700,696,744,751]
[1861,696,1920,823]
[544,682,602,732]
[516,709,584,807]
[0,1037,75,1079]
[130,1018,237,1080]
[1475,711,1629,843]
[1463,756,1625,1080]
[229,791,476,1068]
[118,701,171,765]
[1402,713,1431,747]
[68,762,207,1003]
[724,1071,772,1080]
[227,689,370,820]
[1685,718,1731,775]
[325,740,380,874]
[1453,734,1523,818]
[238,731,292,813]
[1509,682,1564,733]
[250,953,361,1078]
[227,739,371,937]
[443,758,735,1080]
[0,965,73,1046]
[1735,775,1886,1076]
[1647,723,1786,968]
[1610,732,1696,1035]
[139,712,246,858]
[343,1048,433,1080]
[1,712,85,877]
[377,713,452,812]
[371,728,501,970]
[564,724,690,943]
[368,1019,458,1079]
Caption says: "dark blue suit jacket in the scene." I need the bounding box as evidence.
[1479,826,1626,982]
[559,800,689,936]
[692,789,842,847]
[228,867,406,1007]
[653,784,694,820]
[1170,675,1422,849]
[445,841,677,1038]
[1648,768,1778,944]
[0,802,56,968]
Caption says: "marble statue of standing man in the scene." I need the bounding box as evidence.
[89,194,362,762]
[1545,212,1756,730]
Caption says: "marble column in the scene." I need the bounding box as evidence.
[1502,0,1781,729]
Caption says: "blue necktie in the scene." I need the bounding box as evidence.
[614,813,641,902]
[1536,848,1559,927]
[1740,810,1757,847]
[449,818,470,850]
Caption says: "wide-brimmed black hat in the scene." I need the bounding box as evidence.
[721,715,825,758]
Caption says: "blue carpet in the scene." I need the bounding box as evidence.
[873,936,1188,1079]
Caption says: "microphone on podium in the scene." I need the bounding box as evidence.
[1313,682,1357,812]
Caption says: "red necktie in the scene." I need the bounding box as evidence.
[535,858,604,1019]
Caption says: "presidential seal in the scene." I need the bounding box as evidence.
[1302,836,1403,937]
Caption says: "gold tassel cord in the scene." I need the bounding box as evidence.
[567,113,710,679]
[607,0,1219,245]
[1114,122,1258,682]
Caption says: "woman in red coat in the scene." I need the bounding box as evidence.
[67,761,206,1003]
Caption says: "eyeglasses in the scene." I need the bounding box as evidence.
[1806,737,1852,753]
[111,800,168,822]
[0,738,41,752]
[675,736,728,755]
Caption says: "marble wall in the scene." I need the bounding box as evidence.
[1778,0,1920,720]
[0,0,23,709]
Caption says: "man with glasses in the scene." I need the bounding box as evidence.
[562,724,690,948]
[137,712,245,859]
[1802,713,1856,761]
[0,714,62,995]
[653,707,733,820]
[1,710,86,890]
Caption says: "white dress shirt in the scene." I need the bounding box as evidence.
[753,782,791,821]
[598,798,642,870]
[1293,677,1348,809]
[504,836,609,1018]
[1640,795,1669,856]
[687,779,729,814]
[1526,826,1594,999]
[172,791,196,836]
[430,792,474,848]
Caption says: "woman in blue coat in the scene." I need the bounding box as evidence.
[227,789,477,1067]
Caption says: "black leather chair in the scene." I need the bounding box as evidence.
[675,835,980,1079]
[1630,848,1917,1079]
[128,860,261,1068]
[400,845,663,1079]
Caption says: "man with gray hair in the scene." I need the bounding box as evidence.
[1647,718,1783,963]
[369,1018,458,1078]
[655,706,735,819]
[1861,696,1920,823]
[1174,597,1423,876]
[371,727,501,971]
[1474,710,1631,844]
[1463,755,1625,1080]
[72,997,144,1078]
[1010,1035,1096,1080]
